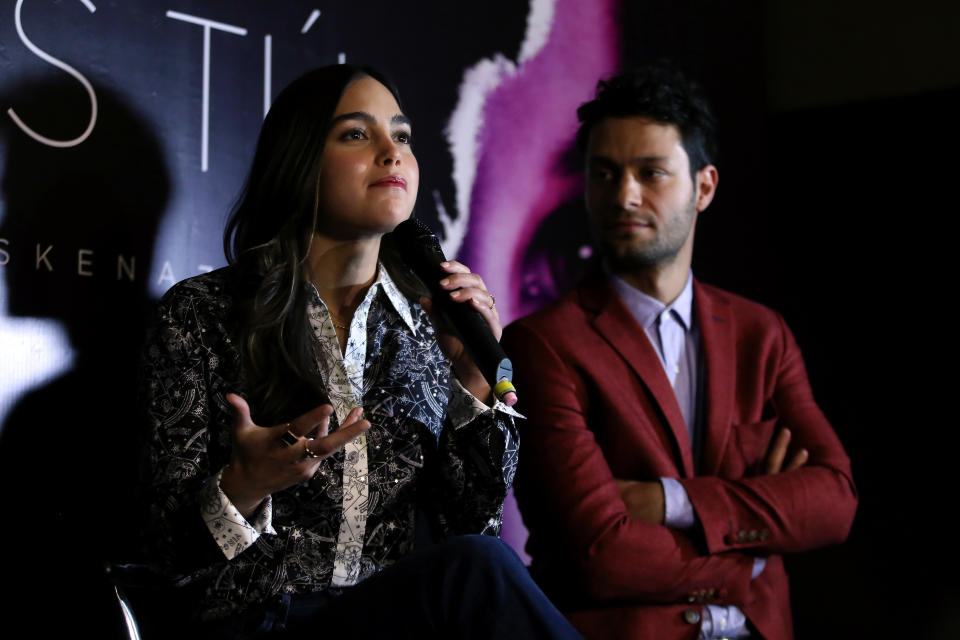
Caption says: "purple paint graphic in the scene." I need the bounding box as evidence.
[446,0,619,324]
[443,0,620,558]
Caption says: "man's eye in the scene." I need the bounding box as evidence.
[394,130,412,145]
[589,168,615,181]
[641,168,668,180]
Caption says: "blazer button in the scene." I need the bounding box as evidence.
[748,529,760,541]
[683,608,701,625]
[759,529,771,541]
[737,531,748,542]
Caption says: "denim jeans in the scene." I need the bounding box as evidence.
[198,535,581,640]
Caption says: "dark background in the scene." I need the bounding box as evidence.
[1,0,957,636]
[626,1,958,637]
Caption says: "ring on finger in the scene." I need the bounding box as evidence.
[303,442,321,459]
[279,426,298,447]
[489,293,496,310]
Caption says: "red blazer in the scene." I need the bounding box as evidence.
[501,276,857,640]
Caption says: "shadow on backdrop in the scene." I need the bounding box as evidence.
[0,77,170,635]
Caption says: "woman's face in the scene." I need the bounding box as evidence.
[314,76,419,240]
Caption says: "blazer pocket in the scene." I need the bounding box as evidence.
[732,417,778,477]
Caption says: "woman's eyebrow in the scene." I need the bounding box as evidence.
[329,112,411,127]
[329,111,374,127]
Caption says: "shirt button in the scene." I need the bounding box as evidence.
[683,608,701,625]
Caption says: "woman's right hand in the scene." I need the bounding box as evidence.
[220,393,371,517]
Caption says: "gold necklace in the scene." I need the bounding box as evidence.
[328,312,349,331]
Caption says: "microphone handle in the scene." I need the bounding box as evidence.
[397,234,513,389]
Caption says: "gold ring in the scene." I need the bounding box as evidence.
[304,442,321,459]
[489,294,496,310]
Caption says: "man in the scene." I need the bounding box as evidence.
[501,65,857,639]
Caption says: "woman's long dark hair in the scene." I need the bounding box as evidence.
[223,64,420,422]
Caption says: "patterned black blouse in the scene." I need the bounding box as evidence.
[140,266,519,621]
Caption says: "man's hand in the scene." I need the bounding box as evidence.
[615,479,665,524]
[763,427,808,474]
[615,427,807,525]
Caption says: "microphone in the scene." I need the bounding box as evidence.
[392,218,517,406]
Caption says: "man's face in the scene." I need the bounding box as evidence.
[584,116,715,274]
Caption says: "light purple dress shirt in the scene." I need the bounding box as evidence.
[611,272,760,639]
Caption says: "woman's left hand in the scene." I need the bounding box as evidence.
[420,260,500,404]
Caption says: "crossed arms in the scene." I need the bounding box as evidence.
[503,313,856,608]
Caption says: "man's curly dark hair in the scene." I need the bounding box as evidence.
[575,63,717,175]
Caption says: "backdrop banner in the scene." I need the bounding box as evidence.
[0,0,618,629]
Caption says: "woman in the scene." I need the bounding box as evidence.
[140,65,579,638]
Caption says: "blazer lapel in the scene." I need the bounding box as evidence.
[581,277,695,477]
[694,282,736,476]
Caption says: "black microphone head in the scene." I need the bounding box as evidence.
[391,217,514,391]
[393,218,444,256]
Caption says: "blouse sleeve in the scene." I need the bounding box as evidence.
[430,378,521,537]
[139,286,262,573]
[198,469,275,559]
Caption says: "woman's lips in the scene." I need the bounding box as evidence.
[370,175,407,189]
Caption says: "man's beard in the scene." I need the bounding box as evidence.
[600,196,697,273]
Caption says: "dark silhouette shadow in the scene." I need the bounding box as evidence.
[0,77,170,635]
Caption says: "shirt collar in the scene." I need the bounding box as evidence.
[610,271,695,332]
[375,264,417,333]
[303,263,417,334]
